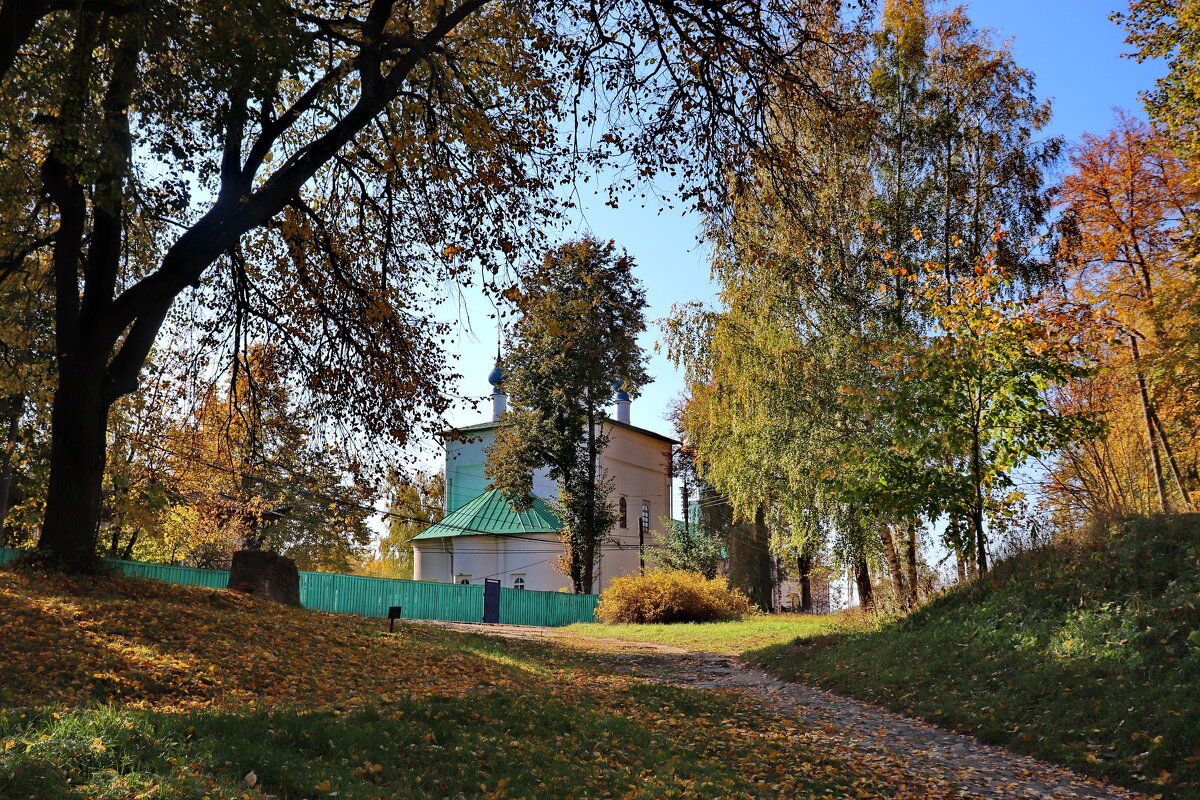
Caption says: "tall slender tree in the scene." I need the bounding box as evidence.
[1044,114,1200,525]
[487,238,650,593]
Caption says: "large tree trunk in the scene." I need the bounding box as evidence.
[681,482,690,536]
[904,522,918,607]
[581,539,596,595]
[751,505,774,611]
[972,504,987,575]
[728,504,773,611]
[970,407,989,574]
[1151,408,1192,511]
[35,17,132,567]
[120,527,139,561]
[38,359,111,565]
[581,404,597,594]
[796,553,812,613]
[854,556,874,612]
[1131,336,1169,513]
[0,395,22,536]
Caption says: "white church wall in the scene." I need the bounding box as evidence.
[601,426,672,536]
[412,543,451,583]
[420,388,676,595]
[592,538,643,593]
[413,534,570,591]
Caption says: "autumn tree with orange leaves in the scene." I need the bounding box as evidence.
[1044,114,1200,527]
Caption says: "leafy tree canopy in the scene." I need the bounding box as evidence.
[0,0,849,565]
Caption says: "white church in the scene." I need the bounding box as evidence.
[411,360,676,593]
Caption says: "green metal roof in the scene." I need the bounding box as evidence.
[411,489,561,540]
[440,417,678,444]
[438,420,500,439]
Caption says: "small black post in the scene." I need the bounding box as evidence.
[388,606,403,633]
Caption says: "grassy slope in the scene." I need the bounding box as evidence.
[0,567,944,800]
[565,614,852,655]
[745,515,1200,800]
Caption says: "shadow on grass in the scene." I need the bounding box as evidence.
[0,683,872,800]
[0,569,583,710]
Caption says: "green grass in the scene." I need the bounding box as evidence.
[744,515,1200,800]
[565,613,853,655]
[0,685,857,800]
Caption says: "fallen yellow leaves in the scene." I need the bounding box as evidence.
[0,570,525,713]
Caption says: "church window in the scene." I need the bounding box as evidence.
[618,497,627,528]
[512,575,526,590]
[640,503,650,533]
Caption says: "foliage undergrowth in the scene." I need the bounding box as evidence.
[745,515,1200,800]
[0,567,935,799]
[596,569,751,624]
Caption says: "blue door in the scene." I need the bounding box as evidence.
[483,578,501,623]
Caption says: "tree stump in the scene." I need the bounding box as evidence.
[227,550,301,606]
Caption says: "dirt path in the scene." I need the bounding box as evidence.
[420,621,1151,800]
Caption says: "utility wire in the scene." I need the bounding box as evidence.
[124,434,677,544]
[125,434,774,559]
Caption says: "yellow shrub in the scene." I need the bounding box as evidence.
[596,569,751,624]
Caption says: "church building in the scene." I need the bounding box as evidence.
[411,360,675,593]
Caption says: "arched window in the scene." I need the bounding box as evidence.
[456,574,471,585]
[618,497,627,528]
[640,503,651,534]
[512,575,526,590]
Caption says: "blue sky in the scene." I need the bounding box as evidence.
[425,0,1165,514]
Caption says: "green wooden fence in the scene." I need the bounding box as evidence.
[108,557,232,589]
[499,586,600,627]
[0,547,598,626]
[298,570,490,623]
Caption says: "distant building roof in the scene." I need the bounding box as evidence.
[439,417,678,445]
[411,488,561,540]
[440,419,501,439]
[603,417,679,445]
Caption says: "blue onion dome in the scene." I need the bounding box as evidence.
[613,379,630,401]
[488,359,506,387]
